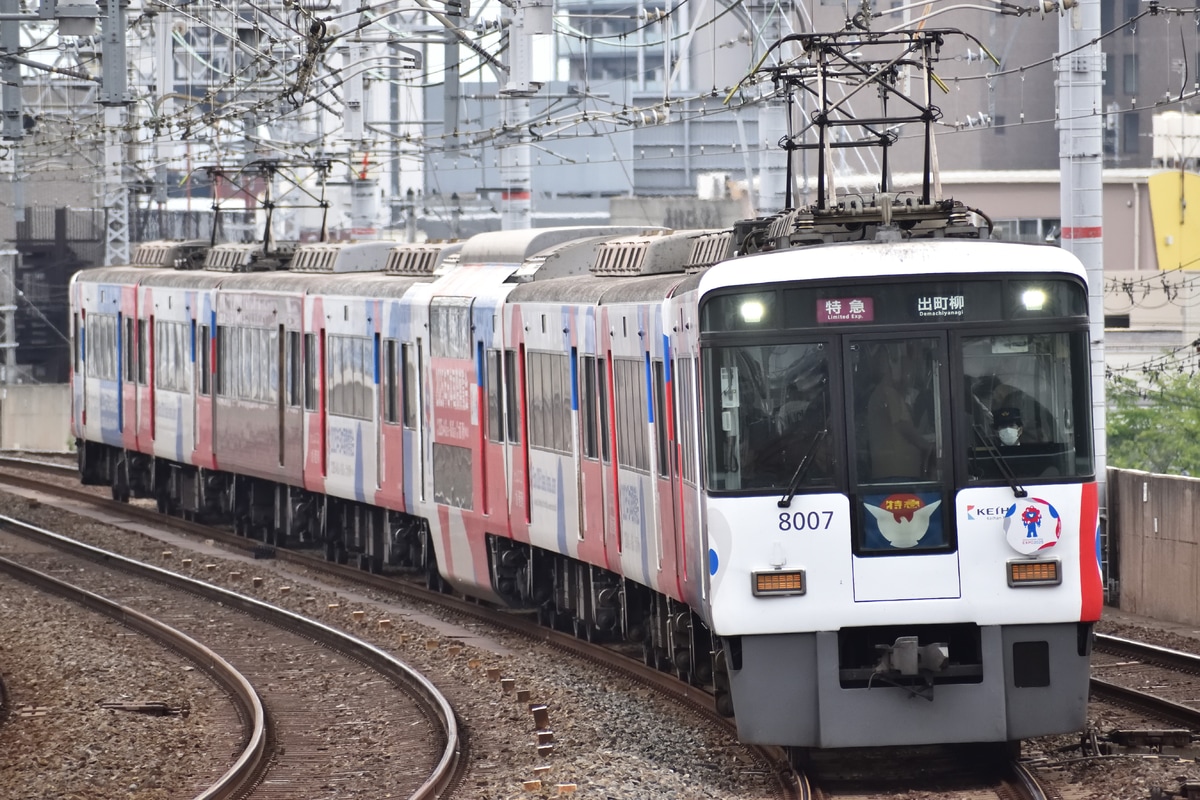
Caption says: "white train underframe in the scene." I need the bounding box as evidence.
[77,438,729,711]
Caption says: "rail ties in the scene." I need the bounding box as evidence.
[0,513,462,799]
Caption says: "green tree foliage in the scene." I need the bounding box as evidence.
[1107,373,1200,475]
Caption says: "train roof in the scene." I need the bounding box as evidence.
[386,242,462,276]
[72,266,226,290]
[507,271,691,305]
[129,240,210,269]
[505,228,730,284]
[451,226,665,266]
[698,239,1089,298]
[288,241,397,273]
[291,272,430,298]
[133,271,228,289]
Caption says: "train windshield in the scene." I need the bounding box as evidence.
[961,331,1093,482]
[703,342,835,492]
[702,330,1092,494]
[700,277,1094,554]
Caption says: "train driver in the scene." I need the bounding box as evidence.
[992,406,1023,446]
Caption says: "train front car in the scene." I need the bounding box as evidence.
[696,238,1102,749]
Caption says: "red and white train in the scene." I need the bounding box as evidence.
[71,203,1103,749]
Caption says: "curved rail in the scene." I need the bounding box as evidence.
[1095,632,1200,673]
[0,554,267,800]
[1009,759,1050,800]
[0,513,463,800]
[0,455,76,475]
[0,467,777,797]
[1092,633,1200,730]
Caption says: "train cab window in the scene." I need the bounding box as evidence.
[703,342,833,493]
[962,331,1093,481]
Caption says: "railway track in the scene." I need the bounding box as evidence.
[0,457,800,799]
[0,511,462,799]
[0,456,1065,799]
[1091,633,1200,734]
[796,744,1052,800]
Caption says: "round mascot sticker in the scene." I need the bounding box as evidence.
[1002,498,1062,555]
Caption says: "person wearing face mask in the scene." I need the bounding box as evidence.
[993,406,1023,446]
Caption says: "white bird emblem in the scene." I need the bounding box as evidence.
[864,499,943,548]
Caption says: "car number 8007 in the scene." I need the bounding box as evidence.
[778,511,833,531]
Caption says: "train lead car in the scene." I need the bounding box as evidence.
[69,28,1102,751]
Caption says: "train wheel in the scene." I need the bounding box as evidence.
[714,690,735,718]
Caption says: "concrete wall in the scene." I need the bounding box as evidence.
[1110,467,1200,625]
[0,384,71,453]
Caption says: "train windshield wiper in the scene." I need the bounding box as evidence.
[973,424,1027,498]
[777,429,829,509]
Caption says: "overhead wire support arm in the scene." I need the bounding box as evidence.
[753,28,980,212]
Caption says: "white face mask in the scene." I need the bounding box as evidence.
[997,426,1020,446]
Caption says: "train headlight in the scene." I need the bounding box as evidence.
[1021,288,1047,311]
[739,299,766,324]
[752,569,806,596]
[1007,559,1060,587]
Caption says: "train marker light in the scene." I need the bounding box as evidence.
[1007,559,1060,586]
[752,569,806,596]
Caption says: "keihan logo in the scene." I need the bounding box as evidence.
[1003,498,1062,555]
[967,504,1008,521]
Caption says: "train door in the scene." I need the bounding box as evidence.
[842,333,959,601]
[652,356,680,586]
[302,328,327,491]
[197,320,211,453]
[576,352,609,566]
[72,304,83,436]
[483,340,519,534]
[279,324,288,467]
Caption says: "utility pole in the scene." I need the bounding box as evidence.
[99,0,131,265]
[341,0,378,238]
[498,0,550,231]
[1056,0,1106,499]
